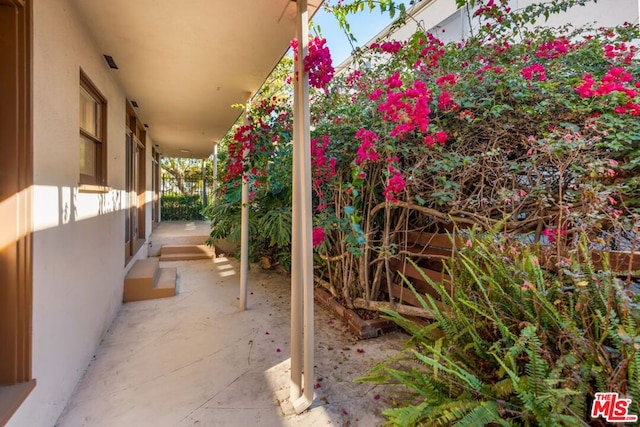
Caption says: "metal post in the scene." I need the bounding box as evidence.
[212,144,218,204]
[292,0,314,414]
[239,99,251,311]
[290,21,303,405]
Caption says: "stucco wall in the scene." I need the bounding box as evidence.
[339,0,639,72]
[7,0,150,426]
[412,0,640,41]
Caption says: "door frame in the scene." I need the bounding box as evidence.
[0,0,35,423]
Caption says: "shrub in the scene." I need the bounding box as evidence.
[161,194,204,221]
[359,230,640,426]
[208,0,639,307]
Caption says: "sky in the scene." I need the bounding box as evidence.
[311,0,413,65]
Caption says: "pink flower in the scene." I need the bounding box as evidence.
[435,130,448,145]
[382,167,406,203]
[368,88,383,101]
[520,64,547,82]
[542,228,566,243]
[375,78,432,138]
[437,91,457,111]
[575,74,595,97]
[354,129,379,164]
[379,41,403,54]
[312,226,326,247]
[435,74,457,86]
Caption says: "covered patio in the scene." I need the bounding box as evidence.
[54,255,403,426]
[68,0,326,417]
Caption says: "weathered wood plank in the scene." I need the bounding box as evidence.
[405,231,461,249]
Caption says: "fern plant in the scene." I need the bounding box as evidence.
[359,231,640,426]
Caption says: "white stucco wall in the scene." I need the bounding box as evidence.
[7,1,151,426]
[517,0,638,29]
[339,0,639,72]
[411,0,639,41]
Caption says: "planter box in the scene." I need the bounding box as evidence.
[314,287,397,339]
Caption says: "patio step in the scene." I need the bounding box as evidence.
[159,244,214,261]
[123,258,177,302]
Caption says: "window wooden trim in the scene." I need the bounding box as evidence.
[0,0,34,423]
[78,184,111,194]
[79,70,107,186]
[124,101,147,264]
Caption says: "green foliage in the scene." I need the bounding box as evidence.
[360,231,640,425]
[204,57,295,266]
[161,194,204,221]
[326,0,408,44]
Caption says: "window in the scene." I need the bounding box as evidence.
[79,71,107,185]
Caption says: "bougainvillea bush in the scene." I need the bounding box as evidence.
[308,0,638,305]
[208,0,639,304]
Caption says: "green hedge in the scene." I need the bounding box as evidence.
[161,194,204,221]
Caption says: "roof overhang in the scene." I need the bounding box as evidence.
[70,0,322,158]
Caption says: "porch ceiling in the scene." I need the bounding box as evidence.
[70,0,321,158]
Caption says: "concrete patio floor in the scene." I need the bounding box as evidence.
[55,256,405,427]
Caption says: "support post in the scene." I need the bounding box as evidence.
[291,0,314,414]
[239,99,251,311]
[212,143,218,204]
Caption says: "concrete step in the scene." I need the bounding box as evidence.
[159,244,214,261]
[123,258,177,302]
[155,267,177,292]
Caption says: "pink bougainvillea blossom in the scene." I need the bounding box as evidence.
[520,63,547,81]
[312,226,326,247]
[370,40,404,54]
[542,227,567,243]
[226,125,254,181]
[305,36,334,90]
[613,102,640,115]
[422,130,448,148]
[438,90,458,111]
[382,166,406,203]
[355,129,379,164]
[575,74,596,97]
[435,73,457,86]
[413,33,446,71]
[603,43,638,64]
[574,67,639,115]
[375,77,432,138]
[535,38,572,59]
[311,135,337,212]
[435,130,448,145]
[423,135,435,148]
[290,36,334,91]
